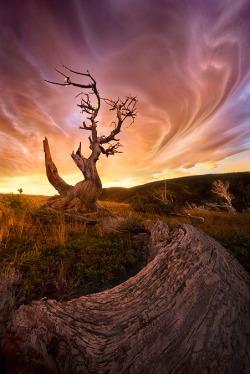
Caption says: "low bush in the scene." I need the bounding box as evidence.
[213,231,250,273]
[2,194,31,214]
[119,218,145,233]
[131,191,175,214]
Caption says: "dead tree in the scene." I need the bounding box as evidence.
[153,180,174,206]
[44,66,137,214]
[153,180,205,222]
[212,180,236,213]
[3,222,250,373]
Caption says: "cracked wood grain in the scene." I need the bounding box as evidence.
[4,222,250,374]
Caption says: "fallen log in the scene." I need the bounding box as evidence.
[2,222,250,373]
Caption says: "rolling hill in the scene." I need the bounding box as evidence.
[100,172,250,212]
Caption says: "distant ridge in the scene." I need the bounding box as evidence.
[100,172,250,211]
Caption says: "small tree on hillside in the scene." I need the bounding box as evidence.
[212,180,236,213]
[153,180,204,221]
[44,66,137,215]
[17,188,23,194]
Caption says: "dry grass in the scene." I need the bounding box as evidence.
[0,269,20,340]
[1,195,248,238]
[1,196,249,247]
[103,200,250,273]
[0,193,48,205]
[190,210,250,238]
[102,201,250,238]
[102,201,131,216]
[0,195,145,303]
[0,194,249,306]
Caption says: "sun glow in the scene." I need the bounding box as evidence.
[0,0,249,194]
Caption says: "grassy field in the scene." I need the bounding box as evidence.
[102,200,250,236]
[0,193,249,307]
[0,195,145,305]
[103,200,250,267]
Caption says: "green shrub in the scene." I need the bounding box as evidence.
[76,233,141,287]
[2,194,31,214]
[29,205,62,225]
[213,231,250,273]
[119,218,145,233]
[131,191,173,214]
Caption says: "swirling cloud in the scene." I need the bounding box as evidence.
[0,0,249,193]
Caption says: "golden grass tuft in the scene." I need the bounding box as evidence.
[102,200,250,238]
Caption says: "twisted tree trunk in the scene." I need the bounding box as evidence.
[43,67,137,215]
[3,222,249,373]
[43,137,102,214]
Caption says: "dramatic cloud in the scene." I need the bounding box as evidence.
[0,0,249,194]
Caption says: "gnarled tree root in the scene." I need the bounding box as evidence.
[3,223,250,373]
[45,203,124,232]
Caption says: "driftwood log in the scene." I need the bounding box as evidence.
[3,222,250,373]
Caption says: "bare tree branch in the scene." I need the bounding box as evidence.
[43,137,73,196]
[45,66,137,158]
[99,96,138,144]
[212,180,236,213]
[153,180,204,222]
[153,180,171,205]
[45,65,101,153]
[45,65,94,89]
[99,142,123,157]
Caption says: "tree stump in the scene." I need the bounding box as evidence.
[3,222,250,373]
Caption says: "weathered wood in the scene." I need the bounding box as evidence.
[43,137,73,197]
[43,68,137,215]
[4,222,250,373]
[44,138,103,214]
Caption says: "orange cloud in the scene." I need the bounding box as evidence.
[0,0,249,194]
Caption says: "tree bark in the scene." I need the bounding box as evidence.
[43,137,73,197]
[43,138,102,214]
[3,222,250,374]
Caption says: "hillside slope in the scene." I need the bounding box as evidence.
[100,172,250,211]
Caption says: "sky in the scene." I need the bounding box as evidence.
[0,0,250,195]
